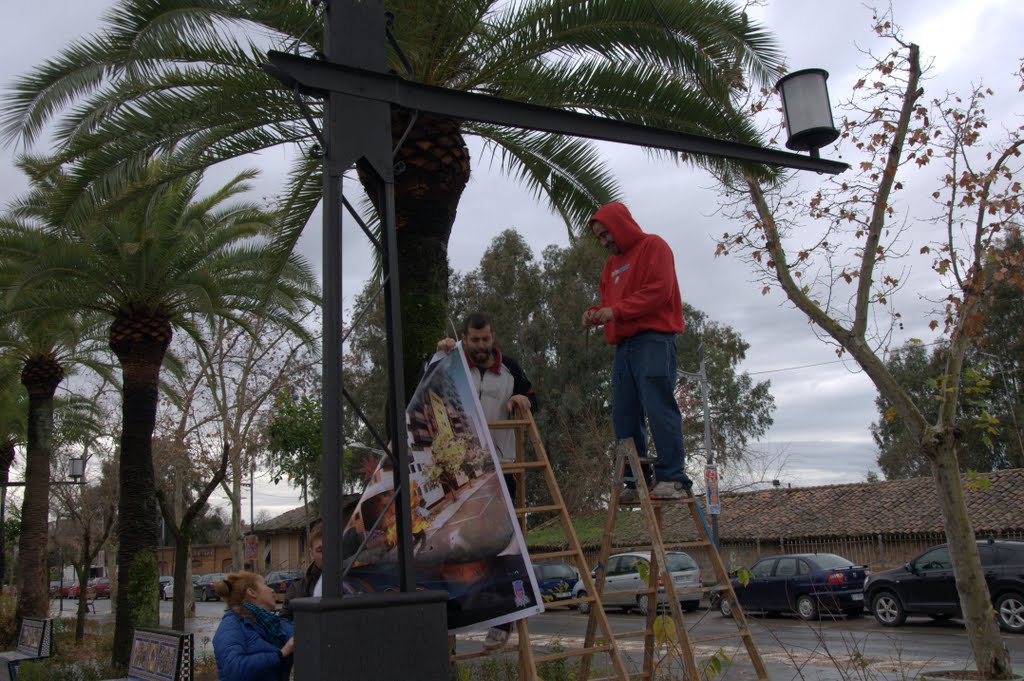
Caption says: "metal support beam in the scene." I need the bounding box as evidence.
[266,50,848,175]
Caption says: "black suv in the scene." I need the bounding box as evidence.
[864,539,1024,633]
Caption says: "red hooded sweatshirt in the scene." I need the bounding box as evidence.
[589,202,684,345]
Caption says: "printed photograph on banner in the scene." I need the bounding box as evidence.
[339,343,543,631]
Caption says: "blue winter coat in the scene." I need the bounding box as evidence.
[213,610,294,681]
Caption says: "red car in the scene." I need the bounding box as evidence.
[88,578,111,599]
[62,583,81,599]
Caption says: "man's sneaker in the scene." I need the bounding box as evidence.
[482,627,510,650]
[619,487,640,504]
[650,480,693,499]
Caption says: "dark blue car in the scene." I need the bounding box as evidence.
[721,553,869,620]
[532,562,578,605]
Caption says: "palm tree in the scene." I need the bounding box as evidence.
[1,0,783,392]
[0,306,106,626]
[0,362,26,586]
[1,166,318,667]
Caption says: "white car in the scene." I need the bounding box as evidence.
[573,551,701,615]
[163,580,174,601]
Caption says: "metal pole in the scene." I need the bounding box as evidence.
[697,345,719,547]
[249,460,255,532]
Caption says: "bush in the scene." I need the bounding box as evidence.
[0,595,16,646]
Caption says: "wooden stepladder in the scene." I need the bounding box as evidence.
[450,413,631,681]
[579,439,770,681]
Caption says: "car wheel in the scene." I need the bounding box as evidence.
[995,592,1024,634]
[577,591,590,615]
[719,597,733,618]
[871,590,906,627]
[796,595,819,621]
[636,597,649,617]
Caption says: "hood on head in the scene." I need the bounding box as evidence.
[589,202,645,253]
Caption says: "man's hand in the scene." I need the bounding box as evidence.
[436,338,456,353]
[507,394,532,414]
[582,307,614,327]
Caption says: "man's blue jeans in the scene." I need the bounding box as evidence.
[612,331,688,486]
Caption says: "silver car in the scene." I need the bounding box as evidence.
[573,551,702,615]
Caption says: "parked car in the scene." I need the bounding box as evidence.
[194,573,228,602]
[572,551,701,615]
[158,575,173,600]
[265,570,303,603]
[87,578,111,599]
[532,562,578,606]
[720,553,869,621]
[163,575,199,601]
[63,583,81,599]
[864,539,1024,633]
[48,581,62,598]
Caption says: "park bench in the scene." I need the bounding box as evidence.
[0,617,53,681]
[102,628,193,681]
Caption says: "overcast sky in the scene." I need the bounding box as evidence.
[2,0,1022,518]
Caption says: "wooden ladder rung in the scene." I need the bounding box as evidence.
[516,504,562,515]
[528,549,576,561]
[500,460,547,471]
[534,645,611,664]
[614,629,650,640]
[557,595,593,609]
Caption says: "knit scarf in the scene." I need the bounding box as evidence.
[243,603,286,647]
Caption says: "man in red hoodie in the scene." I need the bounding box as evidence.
[582,202,693,502]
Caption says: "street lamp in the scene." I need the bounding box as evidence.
[777,68,840,158]
[69,457,84,483]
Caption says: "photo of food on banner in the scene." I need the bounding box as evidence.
[339,344,543,631]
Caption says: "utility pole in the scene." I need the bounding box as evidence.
[679,343,719,547]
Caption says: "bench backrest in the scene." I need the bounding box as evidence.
[126,629,193,681]
[15,618,52,658]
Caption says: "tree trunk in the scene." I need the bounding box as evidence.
[74,532,91,643]
[358,112,470,400]
[15,358,62,626]
[230,447,243,572]
[109,316,171,669]
[929,432,1013,677]
[171,528,191,631]
[0,445,13,584]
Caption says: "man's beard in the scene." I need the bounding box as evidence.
[472,350,490,364]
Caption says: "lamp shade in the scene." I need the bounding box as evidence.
[69,457,85,481]
[777,68,840,153]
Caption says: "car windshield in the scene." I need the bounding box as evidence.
[808,554,856,570]
[542,564,577,580]
[667,554,698,571]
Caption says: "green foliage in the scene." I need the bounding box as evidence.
[266,390,322,502]
[701,648,733,679]
[125,553,158,629]
[872,337,1023,478]
[0,595,16,646]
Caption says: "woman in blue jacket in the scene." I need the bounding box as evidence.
[212,571,295,681]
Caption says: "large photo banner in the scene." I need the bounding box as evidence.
[340,343,544,631]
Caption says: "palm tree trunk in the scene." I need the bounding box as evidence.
[109,317,171,669]
[0,444,14,583]
[16,359,62,626]
[358,112,470,400]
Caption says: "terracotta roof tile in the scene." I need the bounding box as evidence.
[527,468,1024,549]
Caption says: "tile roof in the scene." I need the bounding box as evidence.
[255,495,361,534]
[527,468,1024,549]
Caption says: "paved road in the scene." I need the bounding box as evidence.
[57,597,1024,679]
